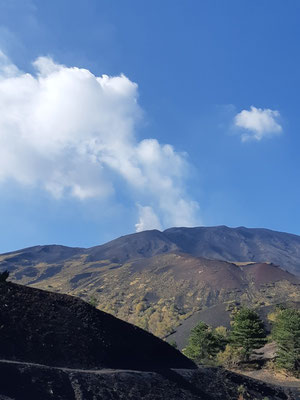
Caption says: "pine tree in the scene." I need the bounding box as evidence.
[229,308,267,361]
[183,321,226,364]
[272,308,300,375]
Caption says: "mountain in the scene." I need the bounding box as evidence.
[0,281,294,400]
[3,225,300,273]
[1,225,300,341]
[85,229,179,263]
[163,226,300,276]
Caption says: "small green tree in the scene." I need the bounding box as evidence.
[0,270,9,282]
[88,295,98,308]
[272,308,300,375]
[168,340,178,349]
[230,308,267,361]
[183,321,227,364]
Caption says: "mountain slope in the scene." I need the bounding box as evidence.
[1,244,84,265]
[85,229,179,263]
[2,251,299,338]
[164,226,300,275]
[2,225,300,274]
[85,225,300,275]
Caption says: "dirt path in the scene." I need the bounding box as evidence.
[235,369,300,389]
[1,358,299,399]
[233,368,300,400]
[0,358,148,376]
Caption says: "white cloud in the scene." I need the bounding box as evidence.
[0,50,19,77]
[234,106,282,141]
[0,53,200,231]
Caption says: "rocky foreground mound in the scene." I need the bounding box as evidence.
[0,282,296,399]
[0,282,194,370]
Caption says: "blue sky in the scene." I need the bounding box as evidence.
[1,0,300,252]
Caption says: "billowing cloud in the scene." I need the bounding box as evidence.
[135,205,162,232]
[0,52,200,231]
[234,106,282,141]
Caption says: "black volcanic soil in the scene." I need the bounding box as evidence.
[0,282,194,370]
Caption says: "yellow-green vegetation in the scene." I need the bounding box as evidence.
[217,344,245,368]
[215,325,229,338]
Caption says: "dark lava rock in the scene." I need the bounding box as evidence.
[0,361,296,400]
[0,282,195,370]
